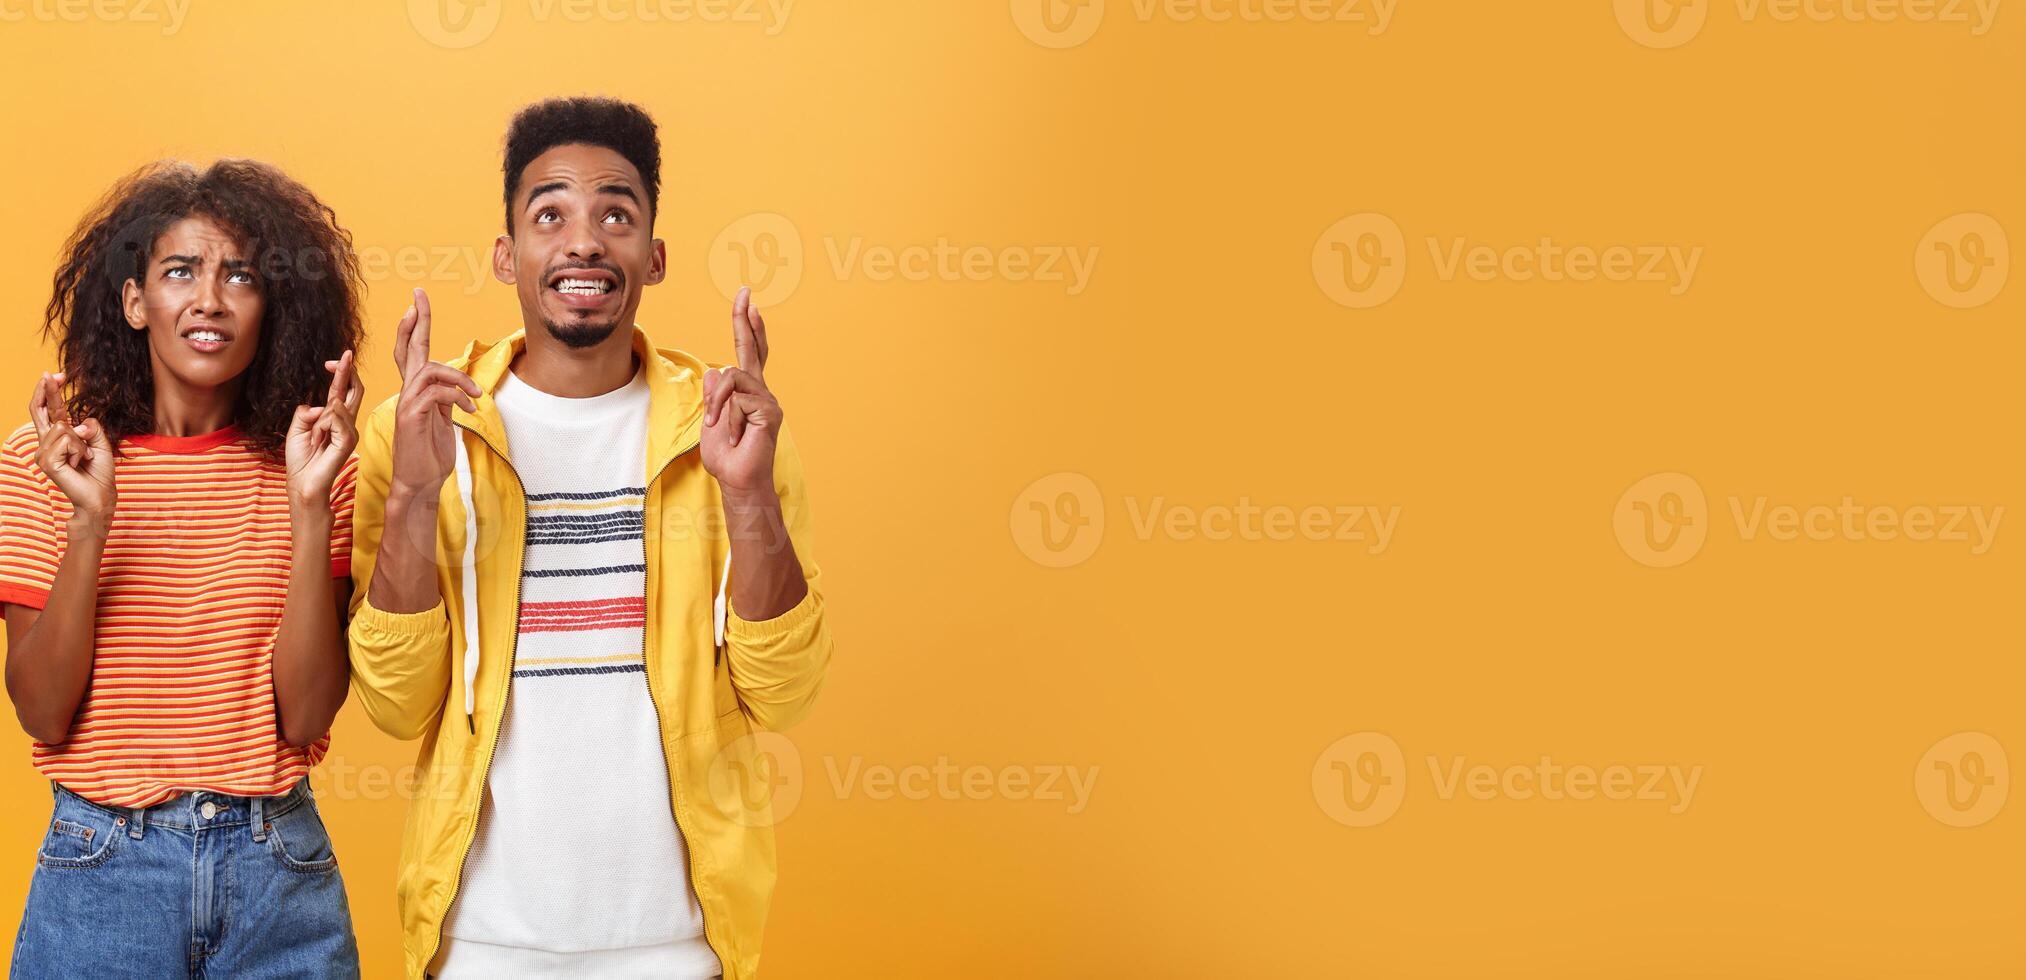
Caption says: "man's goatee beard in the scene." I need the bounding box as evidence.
[542,317,623,350]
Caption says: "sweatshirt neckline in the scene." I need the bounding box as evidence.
[125,424,243,454]
[496,366,648,423]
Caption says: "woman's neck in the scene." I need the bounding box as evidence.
[150,378,241,437]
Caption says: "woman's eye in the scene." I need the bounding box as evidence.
[227,271,256,286]
[164,267,192,280]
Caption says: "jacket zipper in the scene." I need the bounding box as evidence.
[421,420,528,975]
[638,442,729,971]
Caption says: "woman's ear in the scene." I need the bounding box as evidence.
[121,278,147,331]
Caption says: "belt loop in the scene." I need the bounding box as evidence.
[250,793,267,843]
[125,805,144,840]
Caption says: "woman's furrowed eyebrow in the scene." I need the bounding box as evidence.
[155,255,252,271]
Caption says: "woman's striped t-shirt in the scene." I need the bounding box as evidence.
[0,422,357,808]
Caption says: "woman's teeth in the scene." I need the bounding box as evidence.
[188,330,225,343]
[555,278,613,296]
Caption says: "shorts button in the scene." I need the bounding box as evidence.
[199,802,217,820]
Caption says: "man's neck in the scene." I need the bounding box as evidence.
[511,326,639,398]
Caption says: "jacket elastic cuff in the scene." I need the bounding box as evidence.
[352,596,451,639]
[728,587,821,640]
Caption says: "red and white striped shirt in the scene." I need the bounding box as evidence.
[0,422,356,807]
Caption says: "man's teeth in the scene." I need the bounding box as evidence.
[188,330,225,343]
[555,278,613,296]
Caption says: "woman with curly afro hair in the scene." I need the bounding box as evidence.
[0,159,367,977]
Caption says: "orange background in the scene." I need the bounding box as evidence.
[0,1,2021,976]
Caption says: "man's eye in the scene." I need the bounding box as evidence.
[603,210,630,224]
[535,209,560,223]
[164,267,192,280]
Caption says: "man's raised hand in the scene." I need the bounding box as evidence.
[701,286,783,497]
[390,288,481,499]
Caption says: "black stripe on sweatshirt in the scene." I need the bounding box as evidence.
[512,663,647,679]
[523,563,647,579]
[527,533,645,547]
[527,513,644,530]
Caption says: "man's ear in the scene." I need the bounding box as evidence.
[493,234,515,285]
[646,239,667,286]
[121,279,147,330]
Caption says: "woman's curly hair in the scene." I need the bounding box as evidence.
[43,159,364,458]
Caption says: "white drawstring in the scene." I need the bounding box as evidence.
[713,551,731,649]
[454,432,482,730]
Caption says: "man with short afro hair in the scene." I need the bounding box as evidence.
[346,96,832,979]
[501,96,662,232]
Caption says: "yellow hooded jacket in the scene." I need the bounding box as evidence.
[345,326,831,979]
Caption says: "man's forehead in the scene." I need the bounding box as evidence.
[519,145,643,199]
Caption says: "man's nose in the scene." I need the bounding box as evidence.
[565,226,606,263]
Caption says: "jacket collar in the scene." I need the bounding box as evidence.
[450,325,706,476]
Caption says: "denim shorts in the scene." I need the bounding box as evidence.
[10,778,360,979]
